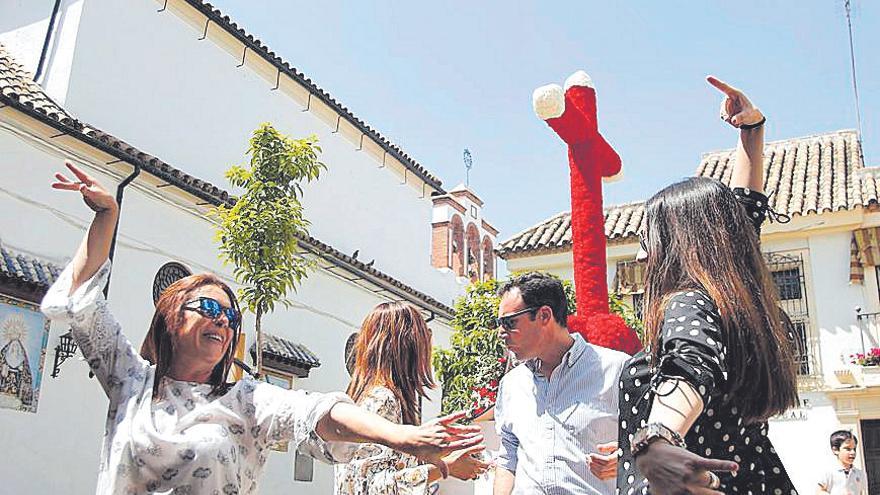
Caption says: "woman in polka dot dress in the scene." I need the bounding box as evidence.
[616,77,800,495]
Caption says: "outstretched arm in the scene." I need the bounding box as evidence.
[708,76,766,193]
[318,405,483,477]
[51,161,119,293]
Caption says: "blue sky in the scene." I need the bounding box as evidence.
[210,1,878,239]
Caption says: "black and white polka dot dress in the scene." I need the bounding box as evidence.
[615,188,798,495]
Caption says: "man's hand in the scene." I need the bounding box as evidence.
[635,440,738,495]
[588,441,619,480]
[707,76,764,129]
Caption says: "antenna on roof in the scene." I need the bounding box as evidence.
[844,0,863,138]
[463,148,473,187]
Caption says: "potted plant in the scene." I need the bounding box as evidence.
[851,348,880,387]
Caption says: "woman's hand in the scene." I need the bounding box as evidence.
[444,444,491,481]
[52,161,118,214]
[396,411,484,477]
[635,440,738,495]
[588,441,619,480]
[707,76,764,129]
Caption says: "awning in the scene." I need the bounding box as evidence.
[250,333,321,378]
[851,227,880,284]
[615,260,646,295]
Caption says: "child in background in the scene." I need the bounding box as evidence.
[818,430,868,495]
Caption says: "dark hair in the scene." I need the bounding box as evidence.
[642,177,798,423]
[830,430,858,450]
[347,302,435,425]
[499,272,568,327]
[140,273,240,399]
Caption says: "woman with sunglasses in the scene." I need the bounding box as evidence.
[41,161,482,495]
[615,77,799,495]
[335,301,490,494]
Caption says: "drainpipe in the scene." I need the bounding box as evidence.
[103,164,141,297]
[34,0,63,83]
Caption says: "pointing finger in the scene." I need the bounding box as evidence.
[694,456,738,473]
[706,76,739,97]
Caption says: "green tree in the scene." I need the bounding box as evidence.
[212,123,325,375]
[433,274,644,415]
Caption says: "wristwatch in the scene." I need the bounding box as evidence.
[631,423,686,456]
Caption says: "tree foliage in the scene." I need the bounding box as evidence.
[212,123,325,374]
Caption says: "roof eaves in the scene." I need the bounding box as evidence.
[0,84,453,320]
[179,0,444,192]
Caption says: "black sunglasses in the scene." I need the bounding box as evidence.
[183,297,240,330]
[496,306,539,330]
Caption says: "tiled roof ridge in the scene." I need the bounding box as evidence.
[178,0,443,191]
[502,211,570,244]
[700,129,860,158]
[499,128,873,259]
[0,43,453,317]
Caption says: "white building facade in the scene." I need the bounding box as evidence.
[0,1,497,493]
[499,129,880,495]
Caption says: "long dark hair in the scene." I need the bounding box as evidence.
[140,274,240,399]
[642,177,798,422]
[347,302,435,425]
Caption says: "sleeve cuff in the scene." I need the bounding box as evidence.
[40,260,111,323]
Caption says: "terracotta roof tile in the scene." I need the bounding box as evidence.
[250,333,321,370]
[499,130,873,258]
[0,244,62,291]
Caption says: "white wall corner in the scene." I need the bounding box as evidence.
[39,0,86,105]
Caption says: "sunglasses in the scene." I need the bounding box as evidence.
[496,306,539,330]
[182,297,240,330]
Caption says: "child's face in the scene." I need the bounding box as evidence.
[834,438,858,467]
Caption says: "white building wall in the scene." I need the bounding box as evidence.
[804,231,870,382]
[28,0,465,306]
[0,126,454,493]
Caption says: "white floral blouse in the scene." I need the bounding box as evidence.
[334,386,432,494]
[41,261,357,495]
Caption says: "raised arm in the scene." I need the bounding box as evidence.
[41,161,148,401]
[707,76,766,193]
[51,161,119,293]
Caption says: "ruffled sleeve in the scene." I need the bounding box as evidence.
[40,260,150,403]
[653,291,727,410]
[247,380,358,464]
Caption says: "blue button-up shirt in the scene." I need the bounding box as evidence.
[495,334,628,495]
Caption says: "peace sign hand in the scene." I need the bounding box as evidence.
[707,76,764,129]
[51,161,118,213]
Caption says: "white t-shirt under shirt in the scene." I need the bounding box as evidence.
[818,465,868,495]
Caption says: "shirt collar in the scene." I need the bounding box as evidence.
[524,333,588,375]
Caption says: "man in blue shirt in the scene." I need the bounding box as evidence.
[493,272,628,495]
